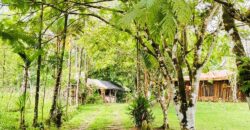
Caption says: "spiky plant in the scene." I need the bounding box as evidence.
[128,95,154,127]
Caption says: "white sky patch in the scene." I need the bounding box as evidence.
[207,15,220,33]
[196,1,211,12]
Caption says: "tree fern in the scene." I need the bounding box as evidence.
[120,0,192,44]
[141,51,159,70]
[171,0,192,25]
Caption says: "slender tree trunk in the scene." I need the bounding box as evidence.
[83,51,88,104]
[158,85,170,130]
[231,73,237,102]
[66,48,72,116]
[49,2,68,125]
[41,66,48,121]
[33,2,44,126]
[84,51,88,87]
[76,48,83,105]
[74,46,78,104]
[144,70,149,98]
[136,37,141,94]
[20,65,29,130]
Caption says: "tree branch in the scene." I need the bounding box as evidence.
[194,4,220,68]
[200,34,216,66]
[214,0,250,24]
[69,0,114,4]
[71,2,124,13]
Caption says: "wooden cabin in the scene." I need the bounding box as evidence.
[87,79,124,103]
[183,70,245,102]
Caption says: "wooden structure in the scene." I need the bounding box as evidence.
[87,79,124,103]
[183,70,244,102]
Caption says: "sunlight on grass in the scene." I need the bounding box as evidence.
[1,91,250,130]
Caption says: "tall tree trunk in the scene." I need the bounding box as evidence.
[136,37,141,94]
[84,50,88,87]
[20,65,29,130]
[222,7,246,66]
[175,68,188,129]
[66,47,72,116]
[172,48,202,130]
[231,73,237,102]
[33,2,44,126]
[171,70,201,130]
[144,70,150,99]
[76,48,83,105]
[157,84,171,130]
[49,2,68,126]
[42,65,49,121]
[223,6,250,104]
[74,46,78,104]
[186,70,201,130]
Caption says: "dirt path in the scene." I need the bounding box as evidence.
[73,109,101,130]
[104,108,124,130]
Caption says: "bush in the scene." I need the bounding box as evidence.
[86,93,103,104]
[128,95,154,128]
[49,103,63,128]
[238,57,250,96]
[117,92,133,103]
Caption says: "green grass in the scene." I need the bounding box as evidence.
[59,102,250,130]
[1,89,250,130]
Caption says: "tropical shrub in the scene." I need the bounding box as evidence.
[86,93,103,104]
[128,95,154,128]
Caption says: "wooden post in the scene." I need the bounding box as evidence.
[246,96,250,110]
[109,90,112,103]
[114,90,117,103]
[101,89,105,103]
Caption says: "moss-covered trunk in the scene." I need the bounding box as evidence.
[223,6,250,103]
[157,85,170,129]
[20,65,29,130]
[49,1,68,126]
[33,1,44,126]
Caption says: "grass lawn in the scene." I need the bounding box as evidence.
[1,89,250,130]
[61,102,250,130]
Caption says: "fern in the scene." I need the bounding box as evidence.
[120,0,192,44]
[141,51,159,70]
[171,0,192,25]
[160,4,177,44]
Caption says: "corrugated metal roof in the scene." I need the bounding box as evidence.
[87,78,124,91]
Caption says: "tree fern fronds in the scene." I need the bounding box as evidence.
[171,0,192,25]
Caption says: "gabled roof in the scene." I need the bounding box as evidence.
[87,78,124,91]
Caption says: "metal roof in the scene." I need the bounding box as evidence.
[183,70,235,81]
[87,78,124,91]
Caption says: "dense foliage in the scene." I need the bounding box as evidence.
[239,57,250,96]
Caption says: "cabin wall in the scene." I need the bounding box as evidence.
[103,89,118,103]
[185,80,243,102]
[213,81,231,101]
